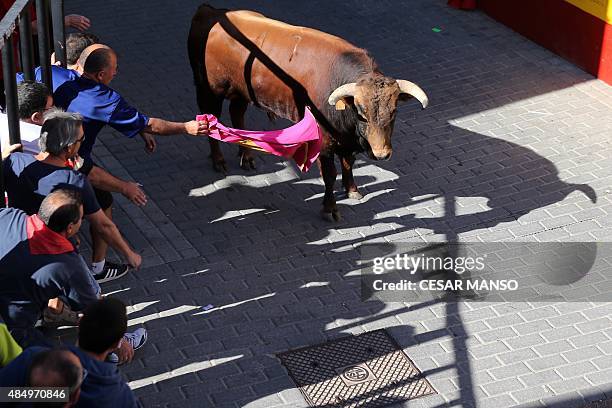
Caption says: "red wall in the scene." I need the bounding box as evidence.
[478,0,612,85]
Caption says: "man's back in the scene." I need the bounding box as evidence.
[53,76,148,159]
[0,208,99,328]
[68,346,138,408]
[3,152,100,216]
[16,66,80,92]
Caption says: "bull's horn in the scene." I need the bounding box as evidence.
[328,83,357,109]
[397,80,429,109]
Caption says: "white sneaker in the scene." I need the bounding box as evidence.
[123,328,147,350]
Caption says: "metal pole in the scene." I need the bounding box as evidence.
[50,0,65,67]
[35,0,51,90]
[18,4,35,80]
[2,35,21,146]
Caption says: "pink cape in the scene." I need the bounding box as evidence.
[196,107,322,172]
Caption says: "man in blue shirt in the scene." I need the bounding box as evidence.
[54,44,211,161]
[53,44,210,278]
[0,189,100,348]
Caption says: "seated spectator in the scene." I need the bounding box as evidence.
[0,316,22,368]
[0,189,100,347]
[17,32,100,92]
[0,80,52,154]
[3,110,142,284]
[0,298,146,401]
[0,347,85,407]
[71,297,144,404]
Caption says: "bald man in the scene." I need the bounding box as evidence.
[55,43,210,158]
[0,348,84,407]
[0,189,100,348]
[53,44,210,279]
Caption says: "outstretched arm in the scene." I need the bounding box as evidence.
[143,117,210,136]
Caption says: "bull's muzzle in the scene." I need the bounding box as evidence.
[372,148,392,161]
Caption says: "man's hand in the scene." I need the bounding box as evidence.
[115,337,134,365]
[121,181,147,206]
[64,14,91,31]
[185,119,210,136]
[140,132,157,153]
[1,143,21,160]
[127,251,142,270]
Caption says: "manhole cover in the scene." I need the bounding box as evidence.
[278,329,436,407]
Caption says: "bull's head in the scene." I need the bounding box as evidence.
[328,75,428,160]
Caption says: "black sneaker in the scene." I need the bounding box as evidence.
[93,261,129,283]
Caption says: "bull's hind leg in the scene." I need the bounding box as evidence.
[340,154,362,200]
[319,155,341,221]
[196,89,226,173]
[229,99,255,170]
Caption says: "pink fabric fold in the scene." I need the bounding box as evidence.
[196,107,322,172]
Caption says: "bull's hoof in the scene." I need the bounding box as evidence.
[239,155,256,170]
[320,208,342,222]
[347,190,363,200]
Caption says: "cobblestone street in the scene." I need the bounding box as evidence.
[64,0,612,407]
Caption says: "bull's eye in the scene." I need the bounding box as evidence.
[357,114,368,123]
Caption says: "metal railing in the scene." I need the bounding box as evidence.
[0,0,65,200]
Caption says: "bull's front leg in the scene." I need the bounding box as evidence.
[318,154,341,221]
[340,154,362,200]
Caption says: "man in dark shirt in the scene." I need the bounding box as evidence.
[0,189,100,347]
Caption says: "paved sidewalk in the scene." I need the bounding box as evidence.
[65,0,612,407]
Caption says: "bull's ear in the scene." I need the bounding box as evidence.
[335,96,354,111]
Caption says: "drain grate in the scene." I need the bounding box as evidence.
[278,329,436,407]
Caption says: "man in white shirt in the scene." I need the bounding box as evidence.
[0,80,52,155]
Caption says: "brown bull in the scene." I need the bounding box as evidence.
[188,4,428,220]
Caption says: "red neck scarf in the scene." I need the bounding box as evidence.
[26,214,75,255]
